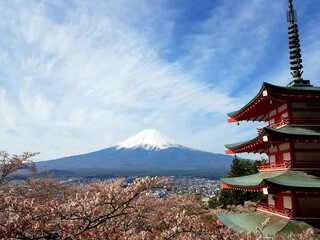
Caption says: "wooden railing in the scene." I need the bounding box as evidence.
[256,202,292,218]
[268,119,288,129]
[258,161,291,171]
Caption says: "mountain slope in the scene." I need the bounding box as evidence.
[36,129,233,176]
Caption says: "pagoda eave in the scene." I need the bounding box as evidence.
[225,141,269,154]
[225,131,269,154]
[221,182,267,192]
[227,117,237,123]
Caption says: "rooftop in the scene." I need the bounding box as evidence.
[216,211,320,235]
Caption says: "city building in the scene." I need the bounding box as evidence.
[216,0,320,235]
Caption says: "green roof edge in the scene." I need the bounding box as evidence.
[221,171,320,188]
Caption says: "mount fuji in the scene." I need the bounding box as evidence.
[36,129,234,177]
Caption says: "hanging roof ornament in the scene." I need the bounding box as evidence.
[286,0,312,87]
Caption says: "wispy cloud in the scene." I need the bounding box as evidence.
[0,0,319,160]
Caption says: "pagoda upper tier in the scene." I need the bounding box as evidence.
[228,82,320,125]
[225,126,320,153]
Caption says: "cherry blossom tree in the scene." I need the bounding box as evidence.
[0,151,316,239]
[0,151,38,186]
[0,176,216,239]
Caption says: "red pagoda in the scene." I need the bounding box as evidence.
[216,0,320,235]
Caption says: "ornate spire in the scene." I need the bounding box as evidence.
[286,0,311,87]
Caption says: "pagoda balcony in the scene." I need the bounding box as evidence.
[268,119,288,129]
[258,161,291,171]
[256,202,293,219]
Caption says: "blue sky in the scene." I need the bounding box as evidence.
[1,0,320,161]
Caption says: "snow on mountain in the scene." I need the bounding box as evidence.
[115,129,183,150]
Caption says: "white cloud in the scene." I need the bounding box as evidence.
[0,0,319,160]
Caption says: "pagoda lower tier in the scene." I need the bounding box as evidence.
[221,171,320,220]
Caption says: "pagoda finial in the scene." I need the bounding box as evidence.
[287,0,296,23]
[286,0,311,87]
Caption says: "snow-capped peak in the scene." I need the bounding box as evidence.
[115,129,182,151]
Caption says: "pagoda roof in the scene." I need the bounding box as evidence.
[216,212,320,235]
[228,82,320,122]
[225,126,320,154]
[221,171,320,189]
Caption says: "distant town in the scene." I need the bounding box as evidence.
[59,176,221,202]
